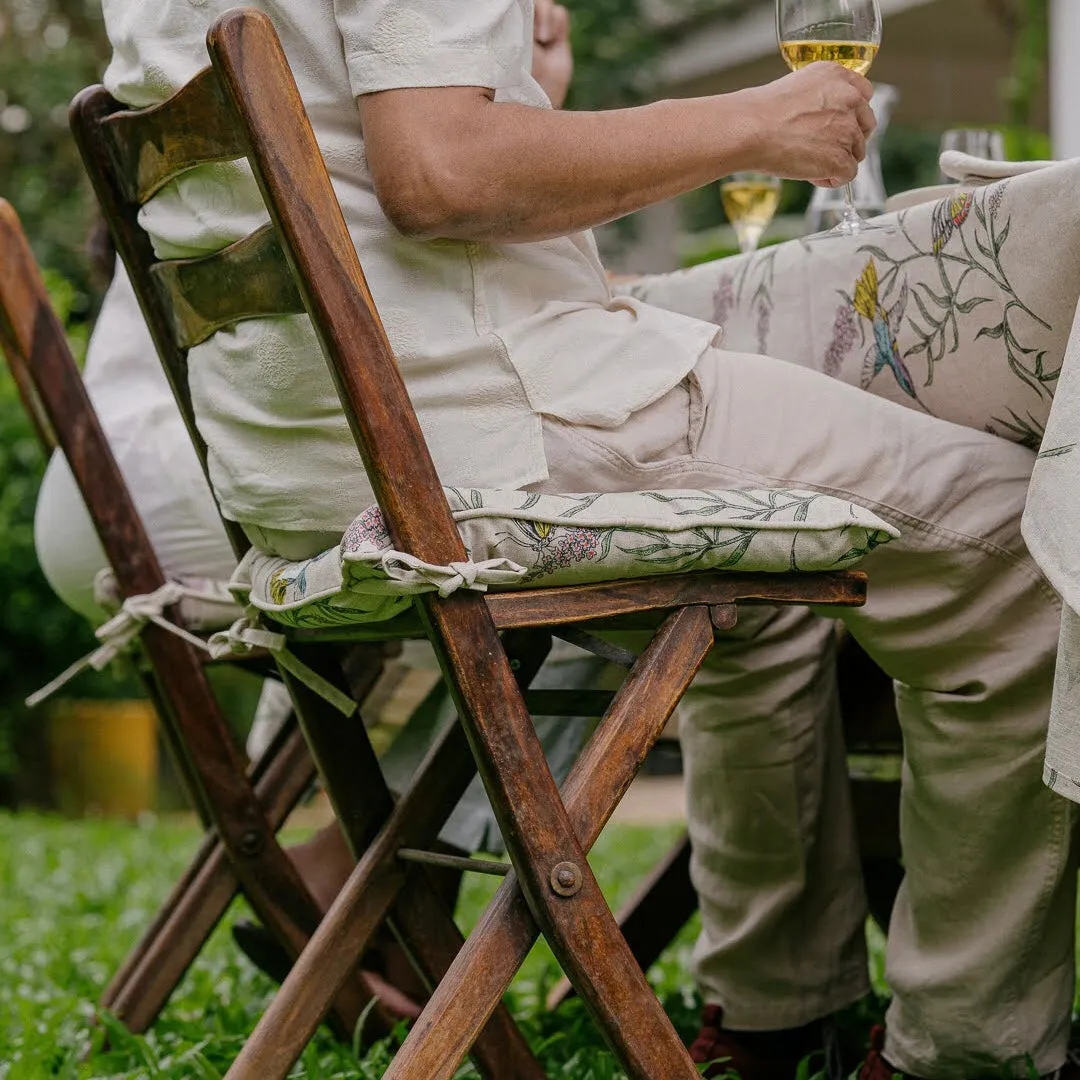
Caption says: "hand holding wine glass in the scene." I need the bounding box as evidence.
[777,0,882,234]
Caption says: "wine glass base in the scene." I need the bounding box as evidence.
[831,216,864,236]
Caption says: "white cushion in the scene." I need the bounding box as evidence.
[232,486,899,629]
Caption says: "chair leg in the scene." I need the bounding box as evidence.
[545,831,697,1013]
[222,633,552,1080]
[101,723,315,1031]
[135,629,383,1038]
[545,779,906,1016]
[381,603,716,1080]
[389,870,541,1080]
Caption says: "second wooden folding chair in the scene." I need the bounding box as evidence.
[0,200,403,1041]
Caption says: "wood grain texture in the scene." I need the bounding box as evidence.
[546,833,696,1013]
[151,223,303,348]
[282,570,868,646]
[101,67,244,204]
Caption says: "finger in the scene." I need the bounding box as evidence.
[850,127,867,163]
[827,64,873,100]
[550,4,571,43]
[850,71,874,100]
[534,0,554,43]
[856,101,877,138]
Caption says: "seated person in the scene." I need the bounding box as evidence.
[95,0,1079,1076]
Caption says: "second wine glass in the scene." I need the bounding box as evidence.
[720,173,782,254]
[776,0,882,235]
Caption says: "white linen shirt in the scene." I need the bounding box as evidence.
[101,0,720,533]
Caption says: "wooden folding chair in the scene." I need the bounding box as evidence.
[0,200,404,1042]
[70,9,887,1075]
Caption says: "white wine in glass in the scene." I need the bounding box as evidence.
[720,173,782,254]
[776,0,882,235]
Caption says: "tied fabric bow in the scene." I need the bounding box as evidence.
[376,552,526,596]
[26,581,225,708]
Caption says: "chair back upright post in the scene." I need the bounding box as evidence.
[206,16,465,565]
[0,202,162,594]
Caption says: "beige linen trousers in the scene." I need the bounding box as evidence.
[533,342,1076,1078]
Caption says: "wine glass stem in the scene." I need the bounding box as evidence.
[840,182,862,234]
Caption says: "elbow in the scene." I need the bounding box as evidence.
[373,157,480,241]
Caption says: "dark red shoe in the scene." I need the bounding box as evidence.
[858,1026,907,1080]
[688,1004,826,1080]
[857,1026,1080,1080]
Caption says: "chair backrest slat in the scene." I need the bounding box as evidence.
[0,199,169,598]
[71,8,467,566]
[151,223,304,349]
[101,67,246,204]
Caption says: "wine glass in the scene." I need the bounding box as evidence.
[776,0,882,235]
[720,172,782,254]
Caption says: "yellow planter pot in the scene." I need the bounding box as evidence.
[48,699,158,819]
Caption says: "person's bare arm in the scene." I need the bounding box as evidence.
[358,63,875,243]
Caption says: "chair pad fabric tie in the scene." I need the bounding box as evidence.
[28,583,357,718]
[27,579,223,708]
[378,551,526,596]
[206,613,357,717]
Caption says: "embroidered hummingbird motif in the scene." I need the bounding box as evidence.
[853,258,918,400]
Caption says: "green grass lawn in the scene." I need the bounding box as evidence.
[0,812,890,1079]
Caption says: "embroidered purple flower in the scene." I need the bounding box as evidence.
[988,183,1006,219]
[824,302,858,377]
[712,274,735,326]
[344,505,391,551]
[755,296,772,354]
[527,526,601,579]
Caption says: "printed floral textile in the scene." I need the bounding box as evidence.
[232,486,899,629]
[623,161,1080,450]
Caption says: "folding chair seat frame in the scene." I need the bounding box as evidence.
[70,10,890,1076]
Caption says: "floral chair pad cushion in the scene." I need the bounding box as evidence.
[233,486,899,629]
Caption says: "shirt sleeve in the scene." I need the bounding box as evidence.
[333,0,528,98]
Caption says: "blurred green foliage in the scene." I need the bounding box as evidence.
[0,0,109,313]
[564,0,660,108]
